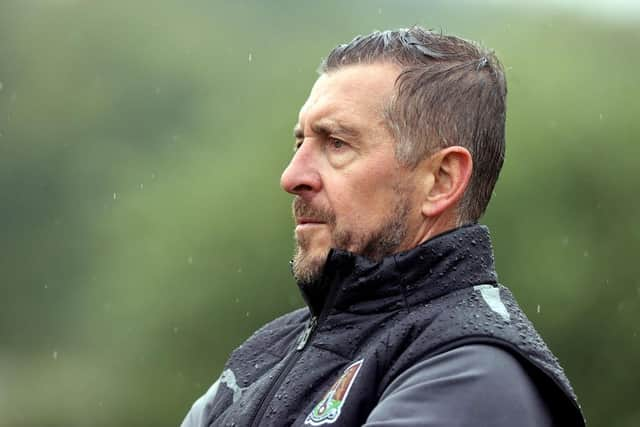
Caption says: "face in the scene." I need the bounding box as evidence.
[280,63,423,284]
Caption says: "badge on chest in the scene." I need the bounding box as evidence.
[304,359,364,426]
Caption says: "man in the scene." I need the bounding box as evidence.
[182,27,585,426]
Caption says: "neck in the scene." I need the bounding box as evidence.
[404,210,460,251]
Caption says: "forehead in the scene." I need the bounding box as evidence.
[297,63,400,128]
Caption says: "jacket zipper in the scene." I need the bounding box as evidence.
[249,315,318,427]
[297,316,317,350]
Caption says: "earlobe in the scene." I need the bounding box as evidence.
[420,147,473,218]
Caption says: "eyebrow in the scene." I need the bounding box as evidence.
[293,119,361,141]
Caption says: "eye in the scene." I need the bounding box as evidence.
[328,138,346,150]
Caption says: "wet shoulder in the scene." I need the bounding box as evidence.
[385,284,543,372]
[229,307,310,360]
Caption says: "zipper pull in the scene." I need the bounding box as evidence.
[297,316,317,350]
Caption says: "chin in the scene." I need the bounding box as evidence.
[292,245,331,285]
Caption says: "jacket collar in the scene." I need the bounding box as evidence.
[297,224,498,317]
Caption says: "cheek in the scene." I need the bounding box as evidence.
[332,189,385,230]
[326,153,403,225]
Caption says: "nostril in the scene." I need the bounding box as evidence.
[293,183,314,193]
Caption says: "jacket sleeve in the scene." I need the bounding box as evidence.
[363,344,553,427]
[180,378,220,427]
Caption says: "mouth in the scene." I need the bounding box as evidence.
[295,217,328,234]
[296,217,326,226]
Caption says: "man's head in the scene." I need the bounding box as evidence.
[281,27,507,284]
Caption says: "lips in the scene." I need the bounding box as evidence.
[296,217,325,226]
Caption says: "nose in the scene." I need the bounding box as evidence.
[280,142,322,197]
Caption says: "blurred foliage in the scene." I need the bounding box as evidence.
[0,0,638,426]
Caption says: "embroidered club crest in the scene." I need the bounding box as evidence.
[304,359,364,425]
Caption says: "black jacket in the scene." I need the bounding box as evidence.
[185,225,585,426]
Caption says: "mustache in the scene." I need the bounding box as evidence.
[292,198,335,224]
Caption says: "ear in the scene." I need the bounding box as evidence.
[420,146,473,218]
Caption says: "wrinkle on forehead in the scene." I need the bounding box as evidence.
[296,63,400,135]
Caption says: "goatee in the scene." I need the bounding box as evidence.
[291,194,411,285]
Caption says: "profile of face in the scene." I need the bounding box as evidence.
[280,63,425,284]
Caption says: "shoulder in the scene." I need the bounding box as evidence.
[181,308,310,426]
[243,307,310,344]
[365,344,553,427]
[259,306,310,330]
[225,306,310,362]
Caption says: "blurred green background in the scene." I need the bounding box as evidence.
[0,0,638,425]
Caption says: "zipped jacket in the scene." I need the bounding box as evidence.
[184,225,585,426]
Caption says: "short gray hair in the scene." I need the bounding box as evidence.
[320,27,507,224]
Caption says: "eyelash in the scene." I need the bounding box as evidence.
[294,138,347,152]
[328,138,346,150]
